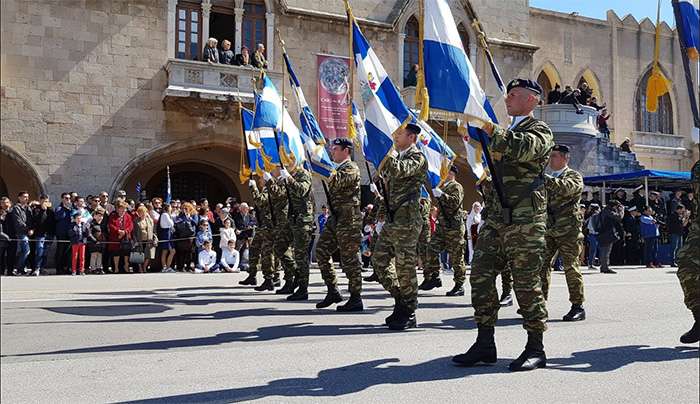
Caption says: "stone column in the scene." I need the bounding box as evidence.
[167,0,177,58]
[202,0,211,47]
[234,7,244,53]
[398,33,406,86]
[609,12,620,142]
[266,12,275,70]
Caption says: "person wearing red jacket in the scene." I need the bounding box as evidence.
[108,200,133,273]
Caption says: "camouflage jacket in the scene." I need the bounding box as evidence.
[286,168,315,225]
[380,144,428,220]
[691,160,700,219]
[545,166,583,235]
[436,179,465,230]
[327,159,361,221]
[484,116,554,225]
[249,181,274,229]
[268,177,289,226]
[419,197,431,222]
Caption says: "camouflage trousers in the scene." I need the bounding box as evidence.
[290,221,314,287]
[417,219,430,269]
[248,227,276,279]
[676,221,700,312]
[273,223,296,280]
[424,224,467,285]
[539,231,585,305]
[317,215,363,295]
[471,220,548,333]
[372,206,422,312]
[501,265,513,295]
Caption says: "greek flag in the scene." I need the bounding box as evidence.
[252,75,306,170]
[422,0,500,181]
[282,51,335,178]
[165,165,172,203]
[241,106,266,176]
[351,16,453,189]
[674,0,700,61]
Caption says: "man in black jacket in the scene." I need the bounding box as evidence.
[547,84,561,104]
[622,207,642,265]
[31,195,55,276]
[596,200,624,274]
[9,191,32,274]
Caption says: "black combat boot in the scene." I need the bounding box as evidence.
[499,290,513,307]
[337,294,364,312]
[254,278,274,291]
[275,277,295,294]
[419,273,442,291]
[562,304,586,322]
[363,272,379,282]
[287,280,308,301]
[452,326,497,366]
[509,331,547,371]
[446,282,465,296]
[273,272,281,287]
[239,272,257,286]
[680,309,700,344]
[385,296,401,325]
[316,286,343,309]
[387,304,416,330]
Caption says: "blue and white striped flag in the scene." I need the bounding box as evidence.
[252,75,306,170]
[241,106,267,177]
[422,0,501,181]
[674,0,699,61]
[351,15,453,189]
[165,166,172,203]
[282,51,335,178]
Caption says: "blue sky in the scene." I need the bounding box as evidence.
[530,0,676,26]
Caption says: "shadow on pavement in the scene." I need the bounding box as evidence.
[115,345,699,403]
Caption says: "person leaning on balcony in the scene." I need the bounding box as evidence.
[220,39,234,65]
[235,46,251,66]
[203,37,219,64]
[252,43,268,69]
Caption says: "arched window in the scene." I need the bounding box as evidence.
[403,16,420,85]
[457,23,470,56]
[635,69,673,134]
[243,0,266,53]
[537,70,553,99]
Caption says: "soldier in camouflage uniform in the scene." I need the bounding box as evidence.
[540,144,586,321]
[278,164,315,301]
[372,123,428,330]
[417,194,432,279]
[316,138,364,311]
[267,169,297,295]
[241,176,280,291]
[452,79,554,372]
[420,165,467,296]
[676,159,699,344]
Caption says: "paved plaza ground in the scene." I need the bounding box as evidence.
[1,266,698,403]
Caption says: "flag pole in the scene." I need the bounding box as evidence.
[415,0,430,121]
[345,0,357,143]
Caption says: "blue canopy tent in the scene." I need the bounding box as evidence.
[583,170,691,205]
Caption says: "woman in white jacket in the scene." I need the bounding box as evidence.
[466,201,483,265]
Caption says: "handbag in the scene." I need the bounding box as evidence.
[129,250,145,264]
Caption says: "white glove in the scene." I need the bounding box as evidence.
[248,179,256,187]
[263,172,272,181]
[279,169,291,180]
[432,188,444,198]
[369,183,378,194]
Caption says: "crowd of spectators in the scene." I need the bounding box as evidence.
[202,37,268,69]
[545,82,616,141]
[0,190,256,276]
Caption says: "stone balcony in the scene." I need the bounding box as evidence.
[163,59,283,106]
[533,104,599,137]
[630,131,687,151]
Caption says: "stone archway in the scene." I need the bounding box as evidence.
[110,139,248,204]
[574,67,602,100]
[0,144,45,199]
[535,61,562,97]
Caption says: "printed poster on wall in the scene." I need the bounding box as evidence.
[317,54,350,139]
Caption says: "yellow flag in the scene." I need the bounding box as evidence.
[646,0,671,113]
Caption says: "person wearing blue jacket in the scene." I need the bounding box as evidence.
[640,206,661,268]
[54,193,74,275]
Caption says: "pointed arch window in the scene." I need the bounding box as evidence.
[403,16,420,85]
[635,69,673,134]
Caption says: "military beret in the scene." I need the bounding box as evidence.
[450,165,459,174]
[552,144,570,154]
[506,78,543,95]
[332,138,353,149]
[405,122,422,135]
[627,206,638,212]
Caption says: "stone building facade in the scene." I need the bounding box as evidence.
[1,0,697,205]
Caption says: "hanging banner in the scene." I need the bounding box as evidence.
[317,54,350,139]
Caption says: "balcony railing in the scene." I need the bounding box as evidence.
[163,59,282,103]
[533,104,600,137]
[631,130,687,151]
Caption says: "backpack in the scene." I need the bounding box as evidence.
[175,219,195,238]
